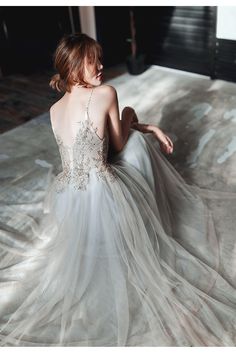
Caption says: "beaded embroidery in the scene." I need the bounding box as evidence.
[53,87,117,192]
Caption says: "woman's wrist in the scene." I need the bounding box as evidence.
[132,123,156,134]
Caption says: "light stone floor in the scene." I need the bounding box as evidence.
[0,65,236,198]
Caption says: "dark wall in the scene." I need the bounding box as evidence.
[213,38,236,82]
[134,6,216,76]
[0,6,80,75]
[1,6,236,83]
[94,6,130,68]
[0,6,130,76]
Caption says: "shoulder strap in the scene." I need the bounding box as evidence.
[85,87,95,119]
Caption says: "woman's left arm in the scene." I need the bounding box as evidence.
[131,122,174,154]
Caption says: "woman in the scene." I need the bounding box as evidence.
[0,32,235,347]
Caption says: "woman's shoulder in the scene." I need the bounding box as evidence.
[49,84,117,117]
[49,98,62,117]
[98,85,118,107]
[49,98,64,130]
[98,84,117,96]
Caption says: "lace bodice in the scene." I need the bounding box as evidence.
[53,87,117,192]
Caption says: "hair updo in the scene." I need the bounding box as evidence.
[49,32,103,93]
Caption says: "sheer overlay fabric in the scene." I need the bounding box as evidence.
[0,87,236,346]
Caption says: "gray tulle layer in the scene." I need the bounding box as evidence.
[0,130,236,346]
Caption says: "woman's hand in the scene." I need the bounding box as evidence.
[130,111,139,126]
[153,127,174,154]
[130,121,174,155]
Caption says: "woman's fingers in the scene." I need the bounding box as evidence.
[160,135,173,154]
[165,135,173,147]
[131,122,138,129]
[165,135,174,149]
[132,112,139,123]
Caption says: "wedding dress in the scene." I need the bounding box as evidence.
[0,86,236,347]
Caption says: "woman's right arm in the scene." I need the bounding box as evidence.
[105,86,133,153]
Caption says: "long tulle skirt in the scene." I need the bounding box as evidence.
[0,129,236,346]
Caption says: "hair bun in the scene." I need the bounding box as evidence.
[49,73,65,92]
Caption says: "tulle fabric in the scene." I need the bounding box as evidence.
[0,129,236,346]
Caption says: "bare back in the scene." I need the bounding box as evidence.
[50,85,110,146]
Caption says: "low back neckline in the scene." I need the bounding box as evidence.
[54,86,107,148]
[83,86,107,141]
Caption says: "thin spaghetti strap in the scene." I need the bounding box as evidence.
[84,86,105,141]
[85,87,95,120]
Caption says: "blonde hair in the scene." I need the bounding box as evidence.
[49,32,103,93]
